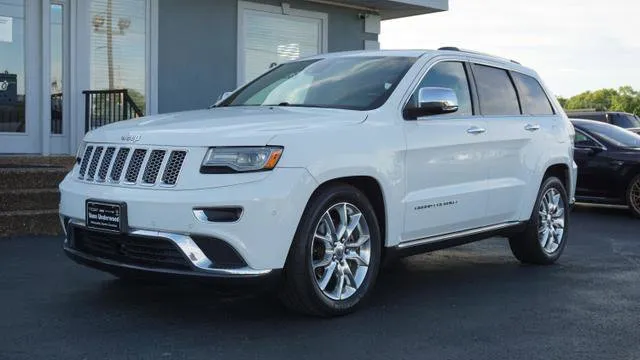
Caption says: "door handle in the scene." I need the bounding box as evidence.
[525,124,541,132]
[466,126,486,135]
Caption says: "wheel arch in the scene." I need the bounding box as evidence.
[306,176,388,248]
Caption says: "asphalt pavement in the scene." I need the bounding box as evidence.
[1,205,639,360]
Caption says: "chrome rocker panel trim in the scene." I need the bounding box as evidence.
[64,219,273,278]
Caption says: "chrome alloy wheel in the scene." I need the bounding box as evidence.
[311,202,371,301]
[538,188,566,254]
[630,178,640,214]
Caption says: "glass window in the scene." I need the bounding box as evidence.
[221,56,417,111]
[243,9,322,83]
[582,121,640,148]
[610,113,640,128]
[473,64,521,116]
[90,0,146,112]
[51,3,63,134]
[0,0,26,133]
[574,131,598,148]
[512,72,554,115]
[408,61,473,116]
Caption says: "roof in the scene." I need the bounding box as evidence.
[308,0,448,20]
[305,48,537,74]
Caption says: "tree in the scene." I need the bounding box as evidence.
[558,86,640,115]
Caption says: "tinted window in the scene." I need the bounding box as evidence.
[222,56,417,111]
[409,61,473,116]
[512,72,554,115]
[473,64,521,116]
[574,131,598,148]
[581,122,640,148]
[610,113,640,128]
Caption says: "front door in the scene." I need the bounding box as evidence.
[0,0,40,153]
[402,60,491,241]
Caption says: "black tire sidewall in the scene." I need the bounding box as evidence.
[288,184,382,315]
[626,174,640,218]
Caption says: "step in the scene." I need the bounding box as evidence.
[0,189,60,212]
[0,155,76,170]
[0,167,70,190]
[0,210,63,237]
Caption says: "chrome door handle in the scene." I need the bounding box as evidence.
[525,124,541,132]
[466,126,486,135]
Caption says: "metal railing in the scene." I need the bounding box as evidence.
[51,92,63,134]
[83,89,144,133]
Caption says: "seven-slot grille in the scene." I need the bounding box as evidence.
[78,145,187,186]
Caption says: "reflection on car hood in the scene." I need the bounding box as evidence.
[83,106,368,147]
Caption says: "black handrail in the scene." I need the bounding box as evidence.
[83,89,144,133]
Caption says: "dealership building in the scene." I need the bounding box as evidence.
[0,0,447,156]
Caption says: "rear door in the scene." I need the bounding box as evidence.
[402,60,492,241]
[471,64,556,224]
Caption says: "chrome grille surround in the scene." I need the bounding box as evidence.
[125,149,148,183]
[142,150,167,185]
[86,146,104,180]
[96,147,116,182]
[78,146,94,178]
[109,148,130,182]
[77,144,187,187]
[161,151,187,186]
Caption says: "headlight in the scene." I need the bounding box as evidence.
[201,146,284,173]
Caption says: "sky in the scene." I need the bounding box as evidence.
[380,0,640,98]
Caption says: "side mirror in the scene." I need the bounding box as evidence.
[574,145,604,155]
[405,87,459,119]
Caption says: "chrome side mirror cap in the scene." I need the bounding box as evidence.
[405,87,459,119]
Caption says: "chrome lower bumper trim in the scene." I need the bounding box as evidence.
[66,219,272,278]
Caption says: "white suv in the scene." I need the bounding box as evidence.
[59,48,577,316]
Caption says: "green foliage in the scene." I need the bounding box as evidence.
[558,86,640,115]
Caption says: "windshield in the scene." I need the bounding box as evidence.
[582,121,640,148]
[610,113,640,128]
[219,56,417,111]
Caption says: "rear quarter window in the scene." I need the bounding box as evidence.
[511,72,554,115]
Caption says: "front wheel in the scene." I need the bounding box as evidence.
[279,184,382,317]
[626,174,640,218]
[509,176,569,265]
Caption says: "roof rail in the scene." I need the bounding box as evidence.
[437,46,521,65]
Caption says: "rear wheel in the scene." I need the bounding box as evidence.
[627,174,640,218]
[279,184,382,317]
[509,176,569,265]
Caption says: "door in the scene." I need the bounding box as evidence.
[573,131,613,198]
[478,65,558,223]
[403,61,491,241]
[238,1,327,85]
[49,0,70,154]
[0,0,39,153]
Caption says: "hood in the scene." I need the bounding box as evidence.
[627,127,640,135]
[84,106,367,147]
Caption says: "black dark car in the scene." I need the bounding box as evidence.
[572,119,640,217]
[566,110,640,134]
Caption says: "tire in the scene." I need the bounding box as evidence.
[626,174,640,218]
[509,176,569,265]
[279,184,382,317]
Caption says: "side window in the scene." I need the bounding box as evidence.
[574,131,597,148]
[511,72,554,115]
[409,61,473,116]
[473,64,521,116]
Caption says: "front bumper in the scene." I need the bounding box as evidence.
[59,167,319,272]
[63,219,275,279]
